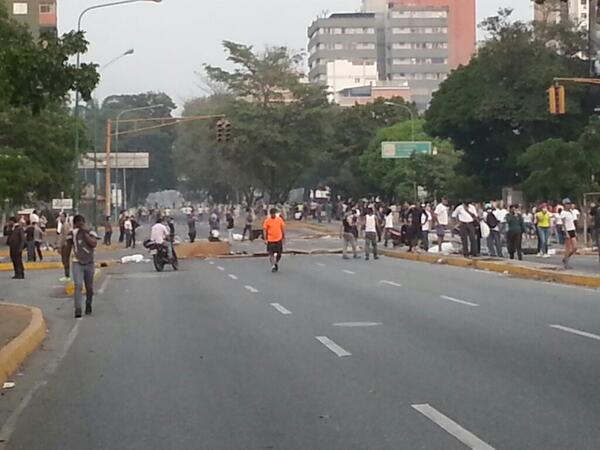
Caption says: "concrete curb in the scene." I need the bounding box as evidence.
[0,259,117,273]
[380,250,600,289]
[0,303,46,385]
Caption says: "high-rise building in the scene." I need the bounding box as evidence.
[307,0,476,109]
[534,0,589,28]
[2,0,57,37]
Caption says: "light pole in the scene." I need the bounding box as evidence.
[73,0,162,212]
[384,100,416,141]
[91,48,135,228]
[114,104,164,219]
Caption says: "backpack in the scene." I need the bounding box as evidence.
[486,211,499,229]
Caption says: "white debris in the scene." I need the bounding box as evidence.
[3,382,15,389]
[121,254,145,264]
[233,233,243,241]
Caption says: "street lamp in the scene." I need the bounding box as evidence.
[384,100,416,141]
[73,0,162,211]
[91,48,135,228]
[114,104,164,218]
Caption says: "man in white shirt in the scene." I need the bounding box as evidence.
[383,208,395,248]
[364,207,379,260]
[421,204,432,251]
[124,217,133,248]
[560,198,578,269]
[150,218,170,245]
[452,201,478,258]
[433,198,449,252]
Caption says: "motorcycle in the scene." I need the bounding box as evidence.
[143,240,179,272]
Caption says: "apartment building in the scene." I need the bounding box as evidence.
[3,0,57,36]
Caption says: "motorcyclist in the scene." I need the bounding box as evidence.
[150,217,171,257]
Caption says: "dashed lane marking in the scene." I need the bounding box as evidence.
[333,322,382,327]
[342,269,356,275]
[228,274,238,280]
[244,285,259,293]
[380,280,402,287]
[316,336,352,357]
[412,404,495,450]
[440,295,479,307]
[270,303,292,315]
[549,324,600,342]
[217,266,225,271]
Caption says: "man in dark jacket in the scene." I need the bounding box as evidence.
[6,217,25,279]
[506,205,526,261]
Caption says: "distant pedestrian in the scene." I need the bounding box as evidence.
[242,208,253,241]
[104,216,112,246]
[341,212,359,259]
[33,221,44,261]
[24,221,36,262]
[383,208,395,248]
[124,216,133,248]
[263,208,285,272]
[364,207,379,261]
[65,215,98,318]
[6,217,25,279]
[226,210,235,242]
[590,202,600,251]
[433,197,449,253]
[187,213,197,243]
[118,211,126,243]
[506,205,525,260]
[130,216,139,248]
[421,204,432,251]
[535,204,551,258]
[560,199,578,269]
[407,203,424,253]
[452,201,478,258]
[484,203,503,257]
[57,213,72,281]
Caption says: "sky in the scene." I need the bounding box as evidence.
[58,0,533,109]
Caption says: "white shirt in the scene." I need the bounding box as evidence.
[365,214,377,233]
[384,213,394,229]
[572,208,581,221]
[554,211,563,226]
[150,223,169,244]
[523,213,533,224]
[495,208,508,223]
[124,219,133,231]
[452,204,477,223]
[421,210,432,231]
[29,213,39,224]
[560,210,576,232]
[434,203,449,226]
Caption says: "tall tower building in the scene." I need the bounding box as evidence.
[361,0,388,13]
[2,0,57,37]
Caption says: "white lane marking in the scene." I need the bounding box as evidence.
[217,266,225,271]
[316,262,326,267]
[228,274,238,280]
[333,322,382,327]
[0,321,81,443]
[412,404,495,450]
[270,303,292,315]
[440,295,479,307]
[244,285,259,293]
[97,274,112,295]
[380,280,402,287]
[342,269,356,275]
[316,336,352,357]
[549,324,600,341]
[208,261,215,265]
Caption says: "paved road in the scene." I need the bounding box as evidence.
[3,253,600,449]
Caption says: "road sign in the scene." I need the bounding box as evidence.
[381,141,432,159]
[52,198,73,210]
[78,153,150,170]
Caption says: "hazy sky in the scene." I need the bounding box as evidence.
[58,0,533,108]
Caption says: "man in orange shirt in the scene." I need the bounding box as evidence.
[263,208,285,272]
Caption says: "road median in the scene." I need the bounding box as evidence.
[381,249,600,289]
[0,303,46,386]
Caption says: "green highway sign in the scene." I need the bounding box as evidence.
[381,141,432,159]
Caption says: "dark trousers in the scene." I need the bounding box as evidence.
[125,230,132,248]
[10,247,24,278]
[61,245,70,278]
[104,231,112,246]
[459,222,477,257]
[118,226,125,243]
[131,231,136,248]
[25,241,36,262]
[365,231,378,258]
[487,230,503,257]
[34,241,43,261]
[189,230,196,243]
[507,232,523,260]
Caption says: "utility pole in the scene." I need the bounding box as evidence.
[104,119,112,218]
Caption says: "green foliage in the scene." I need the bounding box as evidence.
[425,8,594,197]
[358,120,460,200]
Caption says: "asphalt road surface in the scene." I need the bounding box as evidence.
[4,254,600,449]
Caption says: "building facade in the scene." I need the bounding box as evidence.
[307,0,475,110]
[2,0,57,36]
[534,0,589,28]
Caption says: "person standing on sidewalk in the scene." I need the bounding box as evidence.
[364,207,379,261]
[340,212,359,259]
[33,221,44,261]
[484,203,503,257]
[506,205,525,260]
[433,197,449,253]
[535,204,551,258]
[452,201,478,258]
[560,199,578,269]
[187,212,197,243]
[6,217,25,279]
[226,209,235,242]
[124,216,133,248]
[383,208,395,248]
[130,216,139,248]
[24,220,36,262]
[118,211,126,244]
[263,208,285,272]
[103,216,112,246]
[65,215,98,318]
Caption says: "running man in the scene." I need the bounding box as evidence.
[264,208,285,272]
[560,198,578,269]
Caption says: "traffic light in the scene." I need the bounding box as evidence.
[215,119,225,143]
[223,120,232,143]
[548,85,566,115]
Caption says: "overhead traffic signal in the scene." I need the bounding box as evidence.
[223,120,232,143]
[215,119,233,143]
[548,85,566,115]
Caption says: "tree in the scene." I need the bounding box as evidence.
[204,41,333,203]
[358,120,460,201]
[425,8,594,197]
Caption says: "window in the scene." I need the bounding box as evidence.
[12,2,28,15]
[354,78,362,83]
[390,10,447,19]
[356,43,375,50]
[392,42,411,49]
[332,27,342,34]
[334,43,343,50]
[40,3,56,14]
